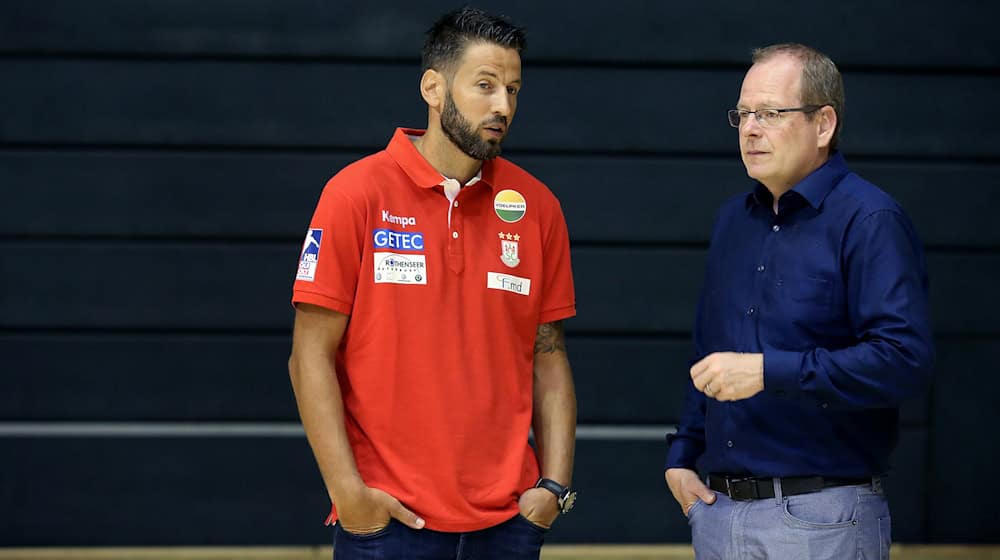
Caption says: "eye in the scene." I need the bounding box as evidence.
[477,82,492,90]
[760,109,780,122]
[506,86,519,95]
[737,110,751,120]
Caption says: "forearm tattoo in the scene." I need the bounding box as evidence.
[534,321,566,354]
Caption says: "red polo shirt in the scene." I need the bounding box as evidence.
[292,128,576,532]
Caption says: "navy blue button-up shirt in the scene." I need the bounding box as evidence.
[666,152,934,478]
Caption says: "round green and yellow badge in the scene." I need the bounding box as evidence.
[494,189,526,223]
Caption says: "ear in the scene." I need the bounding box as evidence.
[816,105,837,150]
[420,69,446,110]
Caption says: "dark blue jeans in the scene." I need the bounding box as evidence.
[333,514,548,560]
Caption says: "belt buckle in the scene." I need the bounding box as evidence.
[727,476,758,500]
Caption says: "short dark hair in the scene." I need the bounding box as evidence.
[422,7,526,76]
[753,43,845,152]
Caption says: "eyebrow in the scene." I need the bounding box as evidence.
[475,70,521,85]
[737,100,782,110]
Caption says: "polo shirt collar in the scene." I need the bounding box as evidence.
[386,127,491,191]
[745,151,849,211]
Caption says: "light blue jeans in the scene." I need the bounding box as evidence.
[688,479,890,559]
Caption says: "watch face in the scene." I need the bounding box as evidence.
[560,491,577,514]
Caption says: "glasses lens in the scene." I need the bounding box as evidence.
[759,109,781,126]
[727,110,741,127]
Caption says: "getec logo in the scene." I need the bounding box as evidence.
[373,228,424,251]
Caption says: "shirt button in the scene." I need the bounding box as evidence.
[453,201,459,208]
[747,306,756,316]
[757,265,765,273]
[452,231,459,239]
[727,440,734,448]
[772,224,780,232]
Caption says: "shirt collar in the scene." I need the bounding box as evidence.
[745,151,850,211]
[385,127,494,191]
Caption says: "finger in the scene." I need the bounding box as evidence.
[689,355,709,379]
[388,499,425,529]
[689,478,717,504]
[695,374,716,394]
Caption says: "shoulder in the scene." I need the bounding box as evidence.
[321,150,395,198]
[831,172,925,250]
[831,172,906,220]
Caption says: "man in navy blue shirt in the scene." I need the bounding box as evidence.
[664,43,934,558]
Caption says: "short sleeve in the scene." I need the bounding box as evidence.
[291,178,366,315]
[538,199,576,324]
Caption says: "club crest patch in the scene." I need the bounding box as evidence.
[494,189,526,223]
[498,231,521,268]
[296,228,323,282]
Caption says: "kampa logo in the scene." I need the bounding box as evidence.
[381,210,417,228]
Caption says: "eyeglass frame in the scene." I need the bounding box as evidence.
[727,105,827,128]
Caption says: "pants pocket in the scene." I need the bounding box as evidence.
[515,513,550,533]
[336,518,394,540]
[782,491,857,529]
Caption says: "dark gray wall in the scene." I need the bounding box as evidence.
[2,0,998,545]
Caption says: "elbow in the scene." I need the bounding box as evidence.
[895,339,935,400]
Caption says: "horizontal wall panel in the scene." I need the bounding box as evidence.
[0,243,299,330]
[3,61,998,157]
[0,334,298,421]
[0,333,934,426]
[3,152,995,247]
[1,1,996,68]
[927,339,1000,542]
[0,430,927,545]
[1,245,995,335]
[0,436,331,545]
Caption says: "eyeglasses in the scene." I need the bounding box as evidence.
[728,105,825,128]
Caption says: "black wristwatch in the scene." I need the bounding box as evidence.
[535,477,577,514]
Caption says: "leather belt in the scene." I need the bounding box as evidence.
[708,474,871,501]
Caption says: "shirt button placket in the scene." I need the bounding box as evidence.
[446,182,465,274]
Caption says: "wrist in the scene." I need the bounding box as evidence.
[534,477,577,514]
[331,474,366,503]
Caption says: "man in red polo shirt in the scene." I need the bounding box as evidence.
[288,7,577,559]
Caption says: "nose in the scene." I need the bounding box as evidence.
[740,113,762,136]
[492,91,512,120]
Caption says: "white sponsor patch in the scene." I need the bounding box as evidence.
[374,252,427,285]
[487,272,531,296]
[296,228,323,282]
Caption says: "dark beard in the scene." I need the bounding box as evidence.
[440,93,504,161]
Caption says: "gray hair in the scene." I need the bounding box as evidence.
[753,43,845,152]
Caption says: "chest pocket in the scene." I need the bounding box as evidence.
[780,272,835,317]
[789,274,833,305]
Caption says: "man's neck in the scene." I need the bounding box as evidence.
[413,125,483,185]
